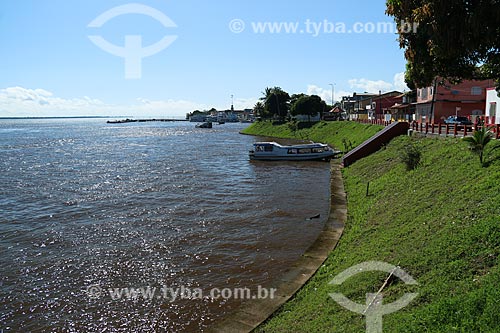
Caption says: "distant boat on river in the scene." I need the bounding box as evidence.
[195,122,213,129]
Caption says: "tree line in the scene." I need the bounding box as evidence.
[253,86,330,121]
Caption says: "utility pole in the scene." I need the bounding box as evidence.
[379,90,382,116]
[329,83,335,107]
[429,79,437,123]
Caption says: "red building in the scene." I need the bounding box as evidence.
[388,91,417,121]
[415,79,495,123]
[351,91,403,120]
[370,91,404,115]
[323,106,345,121]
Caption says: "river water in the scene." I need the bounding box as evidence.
[0,119,331,332]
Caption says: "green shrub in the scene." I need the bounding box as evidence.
[342,138,353,153]
[463,127,496,167]
[400,140,422,170]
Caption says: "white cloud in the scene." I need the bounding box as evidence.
[233,97,259,110]
[2,87,53,104]
[348,78,393,94]
[0,87,106,113]
[0,86,210,118]
[133,98,206,115]
[307,85,347,104]
[306,72,409,105]
[393,72,409,92]
[307,85,332,103]
[347,72,409,94]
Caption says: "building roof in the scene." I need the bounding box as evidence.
[389,103,409,109]
[328,106,344,113]
[358,91,403,102]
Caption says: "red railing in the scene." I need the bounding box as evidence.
[354,118,393,126]
[409,122,500,139]
[352,117,500,140]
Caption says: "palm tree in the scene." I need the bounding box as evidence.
[463,127,494,166]
[253,101,264,118]
[259,87,290,120]
[259,87,275,120]
[260,87,273,101]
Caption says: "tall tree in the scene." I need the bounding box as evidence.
[290,93,307,107]
[260,87,290,120]
[290,95,326,122]
[386,0,500,90]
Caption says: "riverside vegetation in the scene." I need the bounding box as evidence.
[243,121,500,332]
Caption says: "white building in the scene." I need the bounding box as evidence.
[486,88,500,124]
[293,113,321,122]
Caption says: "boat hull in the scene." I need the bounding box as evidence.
[195,122,212,128]
[249,141,341,162]
[249,152,335,161]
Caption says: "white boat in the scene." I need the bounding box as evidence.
[249,142,339,161]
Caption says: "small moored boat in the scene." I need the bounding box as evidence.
[196,122,213,129]
[249,142,340,161]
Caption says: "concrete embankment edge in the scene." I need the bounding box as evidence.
[209,161,347,332]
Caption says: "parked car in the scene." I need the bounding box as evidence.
[444,116,473,125]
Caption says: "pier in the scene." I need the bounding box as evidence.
[106,118,188,124]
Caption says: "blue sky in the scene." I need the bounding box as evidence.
[0,0,409,117]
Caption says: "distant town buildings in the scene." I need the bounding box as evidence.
[323,106,344,121]
[341,91,403,121]
[187,109,254,123]
[341,93,376,116]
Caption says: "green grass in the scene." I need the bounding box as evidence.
[241,121,383,151]
[256,135,500,332]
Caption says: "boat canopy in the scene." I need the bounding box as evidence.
[252,142,328,149]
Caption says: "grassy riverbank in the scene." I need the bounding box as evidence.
[240,121,383,150]
[253,128,500,332]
